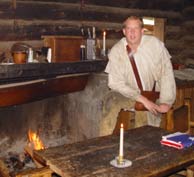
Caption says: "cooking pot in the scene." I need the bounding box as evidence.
[12,51,27,64]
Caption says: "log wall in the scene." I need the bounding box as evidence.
[1,0,194,156]
[182,1,194,63]
[0,0,192,63]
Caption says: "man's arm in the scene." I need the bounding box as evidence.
[155,44,176,113]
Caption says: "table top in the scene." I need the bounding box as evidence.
[34,126,194,177]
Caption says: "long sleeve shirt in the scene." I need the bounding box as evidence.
[105,35,176,105]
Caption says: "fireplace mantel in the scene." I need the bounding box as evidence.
[0,59,107,107]
[0,60,107,84]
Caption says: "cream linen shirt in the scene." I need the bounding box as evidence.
[105,35,176,105]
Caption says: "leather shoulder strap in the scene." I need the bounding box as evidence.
[126,45,143,91]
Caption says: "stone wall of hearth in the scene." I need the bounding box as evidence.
[0,73,130,156]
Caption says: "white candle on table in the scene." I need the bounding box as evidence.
[103,31,106,52]
[119,123,124,157]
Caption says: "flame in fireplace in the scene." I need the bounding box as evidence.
[28,129,45,150]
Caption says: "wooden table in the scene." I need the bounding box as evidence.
[34,126,194,177]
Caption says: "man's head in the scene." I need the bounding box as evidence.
[122,16,144,46]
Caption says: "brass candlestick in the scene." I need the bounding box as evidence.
[117,155,124,165]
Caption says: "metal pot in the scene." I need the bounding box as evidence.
[12,51,27,64]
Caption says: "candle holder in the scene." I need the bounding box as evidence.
[110,123,132,168]
[101,49,106,57]
[117,155,124,164]
[110,156,132,168]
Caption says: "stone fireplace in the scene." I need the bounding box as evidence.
[0,72,131,158]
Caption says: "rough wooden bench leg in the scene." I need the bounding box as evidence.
[184,98,194,133]
[112,109,135,135]
[166,108,174,131]
[187,165,194,177]
[15,166,53,177]
[0,158,9,177]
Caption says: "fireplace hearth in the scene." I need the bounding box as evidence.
[0,95,74,176]
[0,95,71,157]
[0,72,129,176]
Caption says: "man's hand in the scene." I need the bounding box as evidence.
[137,95,160,115]
[137,95,171,115]
[156,103,171,113]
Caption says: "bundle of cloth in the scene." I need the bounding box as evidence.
[160,132,194,149]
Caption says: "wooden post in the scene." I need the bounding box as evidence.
[112,109,135,135]
[187,165,194,177]
[153,18,165,42]
[16,166,53,177]
[12,0,16,10]
[166,108,174,131]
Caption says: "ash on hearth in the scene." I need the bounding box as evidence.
[0,151,35,177]
[0,152,60,177]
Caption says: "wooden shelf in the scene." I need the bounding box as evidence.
[0,60,107,107]
[0,60,107,84]
[0,73,89,107]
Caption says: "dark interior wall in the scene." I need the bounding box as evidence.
[182,1,194,63]
[1,0,193,63]
[0,0,183,39]
[0,0,193,155]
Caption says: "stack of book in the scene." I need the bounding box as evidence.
[160,132,194,149]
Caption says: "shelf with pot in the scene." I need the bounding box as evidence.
[0,59,107,107]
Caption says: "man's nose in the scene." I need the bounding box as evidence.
[128,28,135,34]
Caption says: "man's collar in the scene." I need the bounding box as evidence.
[122,35,145,49]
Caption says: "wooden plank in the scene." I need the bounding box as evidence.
[0,158,9,177]
[16,0,184,12]
[0,60,107,84]
[24,145,44,168]
[153,18,165,42]
[183,6,194,20]
[0,1,182,41]
[0,19,123,40]
[112,109,135,135]
[15,166,53,177]
[42,36,83,62]
[166,40,183,49]
[34,126,194,177]
[187,164,194,177]
[0,1,181,21]
[0,22,182,41]
[0,74,89,107]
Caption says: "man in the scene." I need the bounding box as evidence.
[105,16,176,127]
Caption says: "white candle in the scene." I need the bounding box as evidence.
[92,26,96,39]
[103,31,106,52]
[119,123,124,157]
[47,48,52,63]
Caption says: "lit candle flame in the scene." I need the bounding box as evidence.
[103,31,106,52]
[121,123,123,128]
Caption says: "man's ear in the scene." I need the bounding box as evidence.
[141,28,145,34]
[122,28,126,36]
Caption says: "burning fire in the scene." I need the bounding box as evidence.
[28,129,45,150]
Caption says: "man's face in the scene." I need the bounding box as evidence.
[123,19,144,46]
